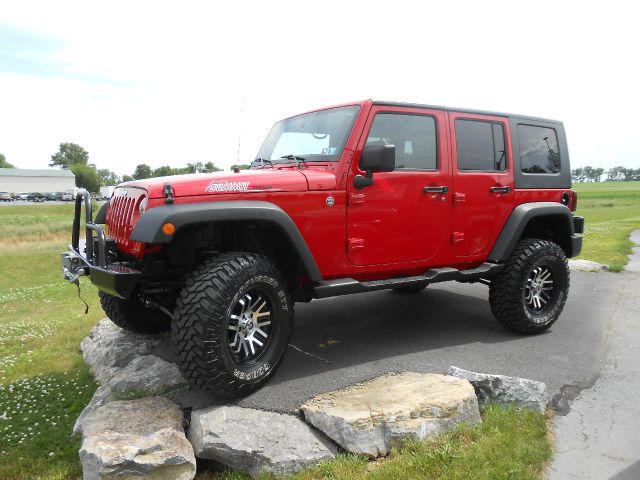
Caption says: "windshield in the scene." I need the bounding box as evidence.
[256,105,360,162]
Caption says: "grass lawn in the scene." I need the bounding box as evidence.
[573,181,640,271]
[0,182,637,479]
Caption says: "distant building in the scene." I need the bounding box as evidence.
[0,168,75,193]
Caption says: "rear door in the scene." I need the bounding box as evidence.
[347,106,452,266]
[449,112,515,260]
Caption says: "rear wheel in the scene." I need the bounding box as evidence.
[172,253,293,398]
[489,239,569,334]
[98,292,171,334]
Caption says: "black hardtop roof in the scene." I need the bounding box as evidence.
[372,100,562,125]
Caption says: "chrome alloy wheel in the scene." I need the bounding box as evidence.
[525,265,555,313]
[227,290,273,364]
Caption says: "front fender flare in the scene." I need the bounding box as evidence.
[130,200,322,281]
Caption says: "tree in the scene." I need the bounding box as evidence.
[133,164,153,180]
[152,165,176,177]
[98,169,120,186]
[593,167,604,182]
[607,166,625,181]
[0,153,14,168]
[50,143,89,168]
[71,164,101,192]
[122,174,133,182]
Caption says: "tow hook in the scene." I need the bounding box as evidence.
[63,267,87,284]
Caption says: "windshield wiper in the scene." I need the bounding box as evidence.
[251,158,274,168]
[280,154,307,169]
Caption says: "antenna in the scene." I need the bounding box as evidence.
[236,96,244,165]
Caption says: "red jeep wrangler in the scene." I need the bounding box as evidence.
[62,100,583,397]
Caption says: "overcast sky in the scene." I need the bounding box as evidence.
[0,0,638,175]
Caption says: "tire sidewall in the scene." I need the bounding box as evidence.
[218,270,292,387]
[519,249,568,327]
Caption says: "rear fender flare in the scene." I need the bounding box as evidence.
[489,202,576,261]
[130,200,322,281]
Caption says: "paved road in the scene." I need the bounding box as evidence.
[548,233,640,480]
[175,267,622,414]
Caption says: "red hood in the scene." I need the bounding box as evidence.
[122,168,336,199]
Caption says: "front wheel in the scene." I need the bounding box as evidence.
[489,239,569,334]
[173,254,293,398]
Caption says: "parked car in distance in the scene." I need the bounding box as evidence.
[28,192,46,202]
[62,191,74,201]
[16,192,30,200]
[0,192,12,202]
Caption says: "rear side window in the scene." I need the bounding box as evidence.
[518,125,561,174]
[455,119,506,171]
[366,113,437,170]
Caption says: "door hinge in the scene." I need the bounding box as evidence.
[348,238,365,250]
[452,232,464,244]
[349,193,365,206]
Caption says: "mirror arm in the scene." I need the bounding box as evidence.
[353,169,374,190]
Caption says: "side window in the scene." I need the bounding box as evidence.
[518,125,561,174]
[366,113,437,170]
[455,119,506,171]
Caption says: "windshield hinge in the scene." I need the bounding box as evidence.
[163,182,175,204]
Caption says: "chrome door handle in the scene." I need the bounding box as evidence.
[490,186,511,193]
[424,186,449,194]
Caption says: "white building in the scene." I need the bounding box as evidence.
[0,168,75,193]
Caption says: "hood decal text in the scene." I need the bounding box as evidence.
[205,180,250,193]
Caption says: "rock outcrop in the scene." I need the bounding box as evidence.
[568,259,609,272]
[79,396,196,480]
[188,405,336,476]
[447,366,547,413]
[300,372,481,457]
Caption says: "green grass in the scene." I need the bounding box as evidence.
[0,204,104,479]
[573,181,640,271]
[198,405,552,480]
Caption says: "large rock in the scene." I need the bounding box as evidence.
[79,396,196,480]
[447,366,547,413]
[300,372,481,457]
[188,405,336,476]
[80,318,166,385]
[73,385,112,435]
[108,355,187,396]
[568,259,609,272]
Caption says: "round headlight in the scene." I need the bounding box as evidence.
[139,197,148,216]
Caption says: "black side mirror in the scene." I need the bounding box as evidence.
[354,144,395,189]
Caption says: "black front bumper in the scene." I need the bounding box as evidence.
[61,192,141,299]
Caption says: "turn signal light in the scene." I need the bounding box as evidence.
[162,222,175,235]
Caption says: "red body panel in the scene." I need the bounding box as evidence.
[108,99,569,283]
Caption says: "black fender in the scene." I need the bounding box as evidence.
[489,202,580,261]
[130,200,322,281]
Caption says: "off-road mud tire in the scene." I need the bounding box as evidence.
[489,239,569,334]
[172,253,293,398]
[98,291,171,334]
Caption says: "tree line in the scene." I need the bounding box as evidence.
[46,143,250,192]
[571,166,640,182]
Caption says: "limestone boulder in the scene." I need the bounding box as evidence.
[447,366,547,413]
[107,354,187,396]
[300,372,481,457]
[80,318,166,385]
[568,259,609,272]
[79,396,195,480]
[188,405,336,476]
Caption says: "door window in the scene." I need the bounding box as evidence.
[366,114,437,170]
[456,119,506,171]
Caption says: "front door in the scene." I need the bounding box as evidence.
[347,106,451,267]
